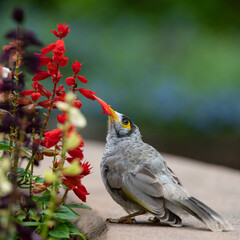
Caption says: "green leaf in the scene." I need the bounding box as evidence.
[71,233,86,240]
[21,222,41,227]
[35,176,44,183]
[53,206,79,220]
[64,203,92,210]
[0,140,11,150]
[64,220,81,234]
[49,223,70,238]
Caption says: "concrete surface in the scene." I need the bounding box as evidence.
[35,140,240,240]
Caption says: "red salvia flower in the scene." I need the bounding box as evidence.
[81,161,92,177]
[37,82,51,98]
[72,60,81,74]
[94,96,111,115]
[72,100,82,109]
[55,85,66,96]
[57,112,67,124]
[43,129,62,148]
[65,77,75,86]
[78,88,97,100]
[51,23,70,39]
[73,185,89,202]
[31,92,41,102]
[38,99,51,108]
[35,53,53,66]
[32,70,51,81]
[47,62,58,75]
[32,82,39,89]
[68,148,84,160]
[21,90,34,96]
[77,75,88,83]
[40,43,56,55]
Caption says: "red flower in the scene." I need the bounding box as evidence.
[57,55,68,67]
[55,85,66,96]
[32,82,39,90]
[81,161,92,177]
[65,77,75,86]
[72,100,82,109]
[57,112,67,124]
[51,23,70,39]
[53,39,65,59]
[31,92,41,102]
[77,75,88,83]
[43,129,62,148]
[68,148,84,160]
[72,60,81,74]
[17,96,32,105]
[40,43,56,55]
[37,82,51,98]
[38,99,51,108]
[32,70,51,81]
[78,88,97,100]
[35,53,53,66]
[73,185,89,202]
[47,62,58,75]
[94,96,111,115]
[21,90,34,96]
[62,175,81,190]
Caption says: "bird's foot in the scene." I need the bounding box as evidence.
[148,216,160,223]
[106,217,136,224]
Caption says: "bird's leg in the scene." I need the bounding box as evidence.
[148,216,160,223]
[106,210,146,224]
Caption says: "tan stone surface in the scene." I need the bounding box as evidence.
[34,140,240,240]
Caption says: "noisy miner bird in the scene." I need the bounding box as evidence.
[100,108,233,232]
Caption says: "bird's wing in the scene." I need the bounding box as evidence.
[107,167,165,215]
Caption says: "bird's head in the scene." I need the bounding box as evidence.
[106,108,142,144]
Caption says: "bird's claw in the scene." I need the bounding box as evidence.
[148,216,160,223]
[106,217,136,224]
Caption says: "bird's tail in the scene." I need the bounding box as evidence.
[177,196,233,232]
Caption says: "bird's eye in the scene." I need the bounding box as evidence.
[122,118,129,125]
[121,117,131,130]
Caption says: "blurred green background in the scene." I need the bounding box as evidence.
[1,0,240,169]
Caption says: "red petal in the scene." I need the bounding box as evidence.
[31,92,41,102]
[47,62,58,75]
[32,70,51,81]
[37,82,52,98]
[57,55,68,67]
[72,60,81,74]
[94,96,111,115]
[65,77,75,86]
[21,90,34,96]
[77,75,88,83]
[51,30,60,38]
[72,100,82,109]
[78,88,97,100]
[40,43,56,55]
[35,53,53,66]
[68,148,84,159]
[73,185,89,202]
[38,99,51,108]
[17,96,32,105]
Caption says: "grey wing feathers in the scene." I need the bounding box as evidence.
[121,167,165,215]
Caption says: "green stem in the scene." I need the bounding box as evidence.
[24,81,58,175]
[10,26,21,161]
[61,189,69,203]
[40,127,67,238]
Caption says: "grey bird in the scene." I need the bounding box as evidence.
[100,108,233,232]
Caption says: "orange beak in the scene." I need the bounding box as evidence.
[108,108,119,123]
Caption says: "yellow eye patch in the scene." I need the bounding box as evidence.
[122,119,131,130]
